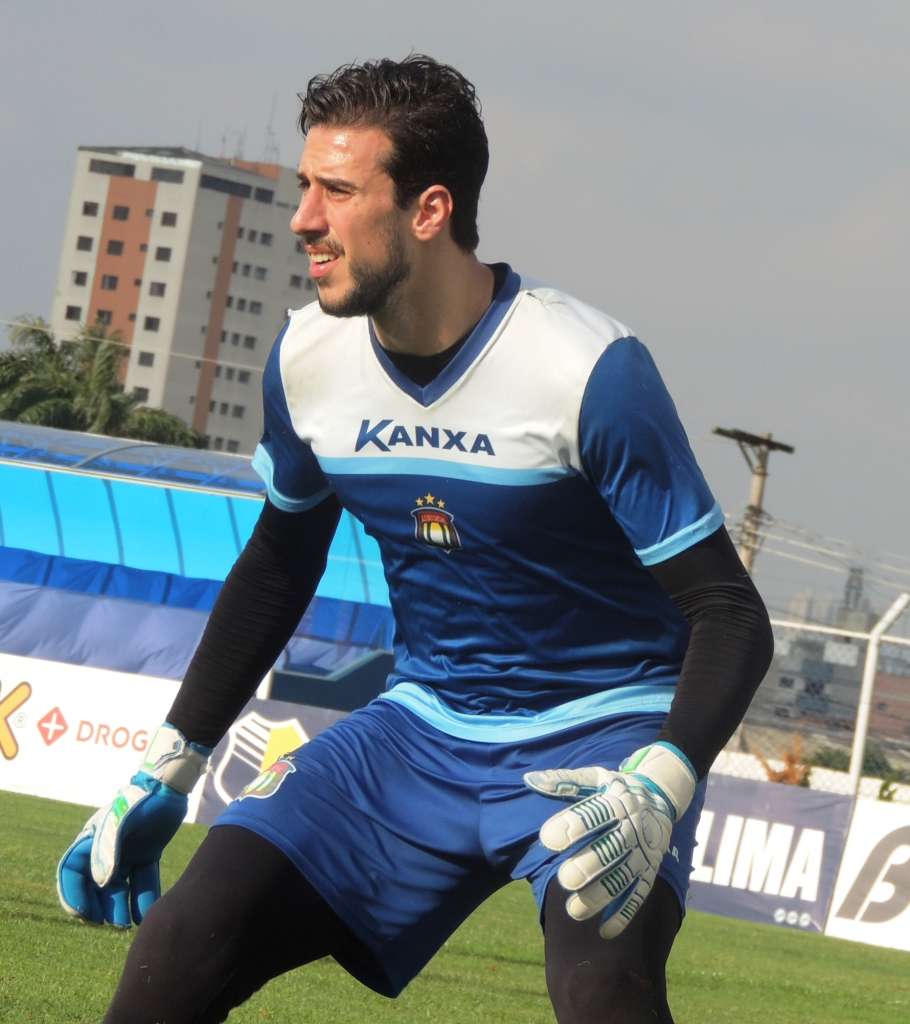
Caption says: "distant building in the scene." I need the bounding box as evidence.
[49,146,315,454]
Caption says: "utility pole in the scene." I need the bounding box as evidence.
[713,427,795,573]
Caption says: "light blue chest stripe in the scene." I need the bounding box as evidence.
[318,456,572,486]
[634,501,725,566]
[380,681,675,742]
[252,444,334,512]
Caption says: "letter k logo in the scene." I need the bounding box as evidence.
[0,682,32,760]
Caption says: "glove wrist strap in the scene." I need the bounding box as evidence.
[140,723,210,795]
[624,741,697,819]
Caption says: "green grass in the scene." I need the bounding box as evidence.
[1,790,908,1022]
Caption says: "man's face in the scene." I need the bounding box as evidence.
[291,124,411,317]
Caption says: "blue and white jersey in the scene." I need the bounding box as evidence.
[253,266,723,741]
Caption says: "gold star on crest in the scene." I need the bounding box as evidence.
[415,497,424,506]
[423,492,435,505]
[437,499,446,509]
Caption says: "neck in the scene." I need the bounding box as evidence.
[371,250,494,356]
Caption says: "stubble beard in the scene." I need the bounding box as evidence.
[316,221,411,319]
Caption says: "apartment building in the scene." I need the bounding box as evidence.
[49,146,315,453]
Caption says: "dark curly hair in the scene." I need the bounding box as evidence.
[299,55,488,251]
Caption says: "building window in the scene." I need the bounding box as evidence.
[161,211,178,227]
[144,316,160,332]
[189,395,195,404]
[238,370,251,384]
[65,305,82,321]
[214,365,222,378]
[139,243,148,252]
[150,281,166,297]
[778,676,795,689]
[260,232,273,246]
[226,440,240,453]
[249,301,262,315]
[107,239,124,255]
[138,351,155,367]
[237,298,247,312]
[200,325,207,334]
[145,208,153,217]
[231,333,240,345]
[100,274,118,291]
[241,264,251,277]
[133,278,142,286]
[295,239,305,253]
[128,313,136,322]
[201,175,250,198]
[76,235,93,252]
[248,230,258,243]
[213,437,224,450]
[289,274,303,288]
[155,246,172,262]
[151,167,184,183]
[82,201,99,216]
[237,227,244,239]
[220,330,226,342]
[134,387,149,402]
[225,295,233,308]
[112,205,129,221]
[232,405,245,419]
[72,271,88,286]
[209,400,216,412]
[243,335,256,349]
[254,266,267,281]
[225,367,235,381]
[220,402,229,415]
[254,187,274,204]
[89,158,135,177]
[96,310,112,326]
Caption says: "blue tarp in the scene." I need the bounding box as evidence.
[0,422,393,679]
[0,546,394,679]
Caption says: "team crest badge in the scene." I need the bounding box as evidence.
[236,756,297,801]
[411,492,461,553]
[211,711,309,805]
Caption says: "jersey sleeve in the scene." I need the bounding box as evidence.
[578,336,723,566]
[251,322,334,512]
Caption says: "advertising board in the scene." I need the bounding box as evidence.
[687,774,853,932]
[0,652,178,808]
[824,799,910,952]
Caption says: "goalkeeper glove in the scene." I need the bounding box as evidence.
[524,741,697,939]
[56,723,210,928]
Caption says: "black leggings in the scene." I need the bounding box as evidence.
[105,826,682,1023]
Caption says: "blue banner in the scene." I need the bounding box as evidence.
[687,774,854,932]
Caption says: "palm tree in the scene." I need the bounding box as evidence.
[0,316,205,447]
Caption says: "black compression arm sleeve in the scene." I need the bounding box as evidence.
[648,527,774,779]
[166,496,342,748]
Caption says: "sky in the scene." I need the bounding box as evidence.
[2,1,909,616]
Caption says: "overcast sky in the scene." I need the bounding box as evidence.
[2,1,908,615]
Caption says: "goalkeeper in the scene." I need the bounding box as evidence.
[57,55,773,1024]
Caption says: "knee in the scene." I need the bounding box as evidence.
[547,959,666,1023]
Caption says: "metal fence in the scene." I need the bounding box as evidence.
[717,595,910,801]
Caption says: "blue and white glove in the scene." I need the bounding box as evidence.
[56,724,210,928]
[524,742,697,939]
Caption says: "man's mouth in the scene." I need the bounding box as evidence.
[308,251,341,280]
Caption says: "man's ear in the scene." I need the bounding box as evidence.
[411,184,454,242]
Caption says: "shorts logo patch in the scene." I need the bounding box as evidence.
[236,756,297,801]
[411,493,461,553]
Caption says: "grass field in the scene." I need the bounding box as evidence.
[1,790,908,1023]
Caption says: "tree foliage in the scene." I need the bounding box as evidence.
[0,316,204,447]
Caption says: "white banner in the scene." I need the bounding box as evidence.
[0,652,178,809]
[825,799,910,951]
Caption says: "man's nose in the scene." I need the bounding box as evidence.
[290,188,327,236]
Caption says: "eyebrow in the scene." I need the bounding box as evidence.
[297,172,358,191]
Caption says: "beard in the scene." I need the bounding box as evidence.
[316,221,411,319]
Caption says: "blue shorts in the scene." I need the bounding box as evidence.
[216,698,705,997]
